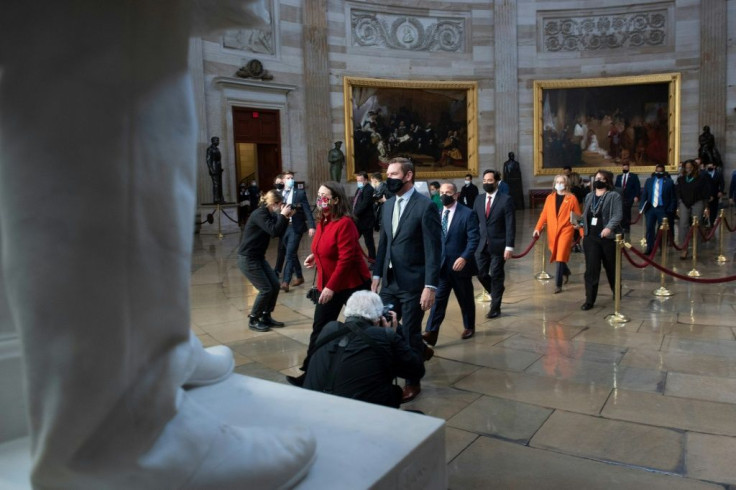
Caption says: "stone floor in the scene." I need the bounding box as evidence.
[191,206,736,489]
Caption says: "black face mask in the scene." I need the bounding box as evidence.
[594,180,607,190]
[707,167,714,172]
[654,172,663,178]
[385,177,404,193]
[622,169,629,174]
[275,183,285,190]
[440,194,455,207]
[483,183,496,193]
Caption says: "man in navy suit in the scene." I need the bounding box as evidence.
[280,170,316,292]
[473,169,515,319]
[422,182,479,345]
[353,171,376,259]
[614,161,641,237]
[640,163,676,255]
[372,157,441,402]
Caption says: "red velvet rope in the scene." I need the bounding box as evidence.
[630,211,643,225]
[621,248,654,269]
[626,246,736,284]
[511,235,540,259]
[671,227,692,252]
[647,228,663,258]
[724,216,736,233]
[697,218,721,242]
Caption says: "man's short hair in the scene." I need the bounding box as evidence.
[283,170,295,177]
[442,182,457,193]
[429,181,440,189]
[563,166,572,172]
[344,291,384,322]
[482,169,500,180]
[465,173,473,179]
[371,172,383,181]
[388,157,414,182]
[356,171,368,180]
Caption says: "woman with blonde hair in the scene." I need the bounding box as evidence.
[533,174,581,293]
[237,189,295,332]
[287,181,371,386]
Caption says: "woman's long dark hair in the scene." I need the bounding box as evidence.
[319,181,353,221]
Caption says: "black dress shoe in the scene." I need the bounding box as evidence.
[261,312,285,328]
[286,373,305,387]
[401,384,421,403]
[422,330,438,346]
[248,315,270,332]
[461,329,474,340]
[580,303,594,311]
[486,309,501,319]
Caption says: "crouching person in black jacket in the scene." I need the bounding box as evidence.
[303,291,424,408]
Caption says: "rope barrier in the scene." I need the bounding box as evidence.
[670,227,692,252]
[697,217,720,241]
[724,216,736,233]
[621,248,651,269]
[219,208,240,224]
[197,213,215,225]
[511,235,540,259]
[630,211,643,225]
[625,245,736,284]
[646,228,664,258]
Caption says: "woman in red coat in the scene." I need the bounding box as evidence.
[287,181,371,386]
[533,175,581,293]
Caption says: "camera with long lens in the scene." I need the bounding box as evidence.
[306,287,320,305]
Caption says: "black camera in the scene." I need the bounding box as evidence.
[306,287,320,305]
[292,203,303,210]
[382,304,394,322]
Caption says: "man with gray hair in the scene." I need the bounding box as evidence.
[303,291,424,408]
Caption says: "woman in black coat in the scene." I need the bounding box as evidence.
[237,190,295,331]
[675,159,710,259]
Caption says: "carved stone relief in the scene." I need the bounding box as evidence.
[540,5,670,53]
[223,0,275,55]
[351,9,465,53]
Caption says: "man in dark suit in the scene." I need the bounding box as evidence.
[458,173,479,208]
[353,171,376,259]
[614,161,641,238]
[703,162,725,225]
[422,182,479,345]
[280,170,316,292]
[473,169,515,319]
[640,163,676,255]
[372,157,441,402]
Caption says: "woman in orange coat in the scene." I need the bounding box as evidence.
[533,174,581,293]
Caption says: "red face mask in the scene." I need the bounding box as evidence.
[316,196,330,210]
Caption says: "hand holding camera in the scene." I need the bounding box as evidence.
[280,203,296,218]
[380,304,397,329]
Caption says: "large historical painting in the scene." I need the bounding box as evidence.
[533,73,681,176]
[343,77,478,180]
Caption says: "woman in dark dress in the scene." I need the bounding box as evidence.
[237,190,295,332]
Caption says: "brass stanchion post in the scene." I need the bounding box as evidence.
[717,209,727,263]
[216,204,224,240]
[687,217,701,277]
[535,230,552,281]
[653,217,673,296]
[606,233,629,324]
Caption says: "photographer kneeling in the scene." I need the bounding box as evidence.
[303,291,424,408]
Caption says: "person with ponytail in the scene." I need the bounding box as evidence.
[287,181,371,386]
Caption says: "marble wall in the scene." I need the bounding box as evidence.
[193,0,735,203]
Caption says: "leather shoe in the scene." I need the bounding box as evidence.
[580,302,594,311]
[486,309,501,319]
[401,384,421,403]
[461,329,474,340]
[280,282,289,292]
[261,312,285,328]
[286,373,306,387]
[422,330,438,346]
[554,286,562,294]
[292,277,305,287]
[423,345,434,361]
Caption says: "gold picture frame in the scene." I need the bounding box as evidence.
[343,76,478,180]
[533,73,681,176]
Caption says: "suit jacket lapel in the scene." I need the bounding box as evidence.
[394,192,417,236]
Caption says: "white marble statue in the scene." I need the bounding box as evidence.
[0,1,316,488]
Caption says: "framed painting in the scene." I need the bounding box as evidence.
[343,76,478,180]
[533,73,681,176]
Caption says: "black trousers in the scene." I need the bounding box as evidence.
[555,261,571,288]
[476,249,505,313]
[300,281,369,372]
[380,273,426,386]
[425,264,475,332]
[238,256,279,316]
[583,233,616,305]
[358,226,376,259]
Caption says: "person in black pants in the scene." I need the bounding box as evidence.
[238,190,295,331]
[579,170,623,311]
[353,171,376,258]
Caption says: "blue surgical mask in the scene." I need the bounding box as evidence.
[357,182,364,189]
[285,179,295,189]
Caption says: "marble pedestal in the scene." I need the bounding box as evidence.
[0,374,446,489]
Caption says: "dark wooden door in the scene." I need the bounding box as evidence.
[232,108,281,191]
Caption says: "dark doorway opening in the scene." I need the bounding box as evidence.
[232,107,282,192]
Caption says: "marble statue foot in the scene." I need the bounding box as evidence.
[183,333,235,388]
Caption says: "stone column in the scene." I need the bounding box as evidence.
[698,0,727,143]
[494,0,519,169]
[302,0,333,189]
[188,37,212,204]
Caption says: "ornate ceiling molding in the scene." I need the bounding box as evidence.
[538,2,673,53]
